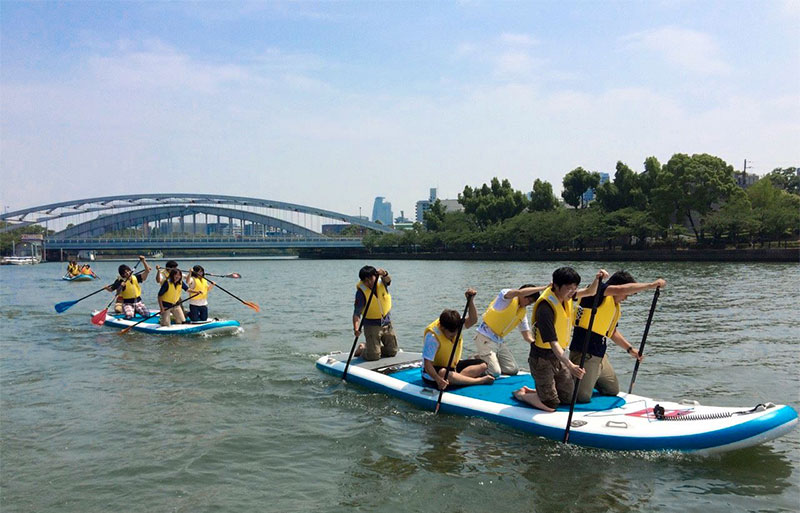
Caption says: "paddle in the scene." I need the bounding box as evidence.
[628,287,661,394]
[434,293,473,414]
[179,269,241,279]
[342,273,379,382]
[206,278,259,312]
[564,280,605,444]
[91,261,141,325]
[118,292,200,335]
[55,287,107,313]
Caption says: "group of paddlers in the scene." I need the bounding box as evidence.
[102,256,215,326]
[352,265,665,412]
[65,260,98,278]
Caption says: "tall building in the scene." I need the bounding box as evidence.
[415,188,463,222]
[372,196,393,226]
[582,172,610,205]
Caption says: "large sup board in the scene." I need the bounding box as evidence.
[93,311,242,335]
[316,351,798,454]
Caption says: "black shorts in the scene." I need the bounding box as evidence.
[422,358,485,385]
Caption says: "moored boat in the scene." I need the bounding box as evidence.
[317,351,798,454]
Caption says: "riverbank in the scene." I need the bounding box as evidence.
[302,247,799,262]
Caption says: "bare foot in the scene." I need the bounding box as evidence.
[354,343,365,357]
[513,388,555,412]
[478,375,495,385]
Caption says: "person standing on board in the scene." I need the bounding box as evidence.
[422,288,495,390]
[105,255,152,319]
[473,284,549,377]
[157,268,188,326]
[569,271,667,403]
[185,265,214,322]
[514,267,606,411]
[353,265,398,361]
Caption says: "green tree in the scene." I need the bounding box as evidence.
[703,190,758,245]
[529,179,559,212]
[747,178,800,244]
[561,167,600,209]
[459,177,529,228]
[423,199,447,231]
[763,167,799,195]
[651,153,738,243]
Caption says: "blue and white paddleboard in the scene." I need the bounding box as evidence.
[92,311,242,336]
[63,274,96,281]
[317,351,798,454]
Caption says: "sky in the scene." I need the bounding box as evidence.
[1,0,798,220]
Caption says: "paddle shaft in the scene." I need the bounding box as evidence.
[205,278,257,310]
[119,292,200,334]
[564,282,604,444]
[434,296,472,414]
[342,276,379,381]
[627,287,660,394]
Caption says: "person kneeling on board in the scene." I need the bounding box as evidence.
[158,268,188,327]
[422,289,495,390]
[352,265,398,361]
[569,271,666,403]
[514,267,606,412]
[105,256,152,319]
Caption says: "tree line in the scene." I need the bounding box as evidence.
[364,154,799,253]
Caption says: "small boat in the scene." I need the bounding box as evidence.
[316,351,798,454]
[92,311,242,335]
[63,274,97,281]
[1,255,41,265]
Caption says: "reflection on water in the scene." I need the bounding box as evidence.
[1,260,798,513]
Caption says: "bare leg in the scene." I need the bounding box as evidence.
[513,387,555,412]
[459,362,489,378]
[440,368,495,386]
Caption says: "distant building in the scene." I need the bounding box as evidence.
[394,210,411,224]
[734,171,759,188]
[372,197,393,226]
[582,172,610,205]
[414,188,464,223]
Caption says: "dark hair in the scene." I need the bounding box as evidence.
[439,309,462,332]
[165,260,179,269]
[118,264,131,276]
[192,265,205,277]
[552,267,581,287]
[607,270,636,286]
[169,268,183,282]
[359,265,377,281]
[519,283,540,301]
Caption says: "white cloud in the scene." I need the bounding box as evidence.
[621,26,732,75]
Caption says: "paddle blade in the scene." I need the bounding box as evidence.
[118,326,133,335]
[243,301,260,312]
[54,301,76,313]
[227,273,241,279]
[91,308,109,326]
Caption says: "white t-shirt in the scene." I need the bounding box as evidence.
[475,289,531,344]
[421,331,441,381]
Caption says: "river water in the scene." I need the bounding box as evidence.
[1,259,798,512]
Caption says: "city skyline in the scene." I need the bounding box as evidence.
[2,1,798,218]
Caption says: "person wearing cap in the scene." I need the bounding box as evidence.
[569,271,667,403]
[514,267,606,411]
[352,265,398,361]
[422,288,495,390]
[473,284,549,377]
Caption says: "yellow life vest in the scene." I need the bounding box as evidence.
[481,294,528,338]
[356,279,392,320]
[119,275,142,300]
[533,286,575,350]
[159,281,183,305]
[80,267,92,275]
[424,319,463,368]
[575,295,621,337]
[67,264,78,276]
[190,277,209,301]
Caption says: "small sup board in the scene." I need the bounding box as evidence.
[63,274,97,281]
[92,311,242,335]
[317,352,798,454]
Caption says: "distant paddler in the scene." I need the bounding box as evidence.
[104,255,152,319]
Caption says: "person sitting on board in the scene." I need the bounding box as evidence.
[155,260,180,284]
[157,268,189,327]
[422,288,495,390]
[79,264,97,278]
[66,260,79,277]
[513,267,606,412]
[473,284,549,377]
[569,271,667,403]
[105,256,152,319]
[185,265,214,322]
[352,265,398,361]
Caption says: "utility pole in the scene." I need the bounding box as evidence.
[742,159,753,187]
